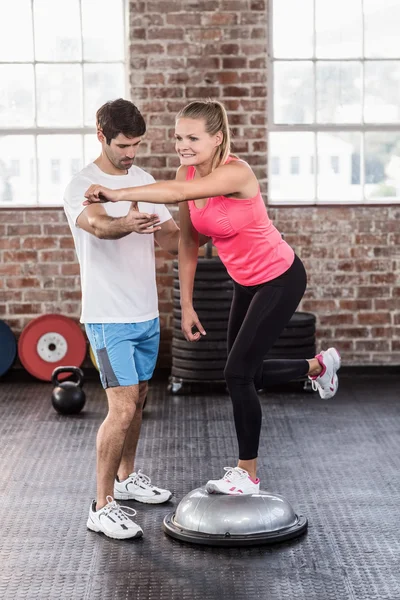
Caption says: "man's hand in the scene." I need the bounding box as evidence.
[125,202,161,234]
[83,184,122,205]
[181,306,206,342]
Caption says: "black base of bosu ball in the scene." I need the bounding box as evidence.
[163,487,307,547]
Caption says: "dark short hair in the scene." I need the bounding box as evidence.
[96,98,146,144]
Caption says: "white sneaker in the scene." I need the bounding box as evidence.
[87,496,143,540]
[206,467,260,495]
[309,347,341,399]
[114,470,172,504]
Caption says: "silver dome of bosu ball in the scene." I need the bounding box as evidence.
[163,487,307,547]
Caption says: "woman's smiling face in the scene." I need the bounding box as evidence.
[174,118,222,167]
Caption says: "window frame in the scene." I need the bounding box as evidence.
[267,0,400,206]
[0,0,129,208]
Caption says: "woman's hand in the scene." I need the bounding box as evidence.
[83,185,123,205]
[181,306,206,342]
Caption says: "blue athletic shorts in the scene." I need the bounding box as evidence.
[85,319,160,389]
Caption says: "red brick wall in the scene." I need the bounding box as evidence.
[1,1,399,368]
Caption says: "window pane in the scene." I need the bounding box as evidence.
[272,0,313,58]
[316,0,362,58]
[84,134,99,164]
[365,132,400,200]
[0,65,35,127]
[274,62,314,124]
[84,64,125,126]
[82,0,124,61]
[36,65,83,127]
[0,0,33,61]
[269,133,315,201]
[317,133,362,201]
[316,62,362,123]
[34,0,81,61]
[364,0,400,58]
[37,135,83,204]
[0,136,36,205]
[364,62,400,124]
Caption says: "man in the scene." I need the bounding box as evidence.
[63,98,179,540]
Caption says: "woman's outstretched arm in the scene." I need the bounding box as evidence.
[83,161,255,206]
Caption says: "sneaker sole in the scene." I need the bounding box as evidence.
[113,491,173,504]
[87,518,143,540]
[206,483,257,496]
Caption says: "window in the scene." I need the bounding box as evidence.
[290,157,300,175]
[330,156,340,174]
[271,156,280,175]
[0,0,127,206]
[269,0,400,204]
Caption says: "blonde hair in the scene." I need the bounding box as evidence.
[176,100,234,171]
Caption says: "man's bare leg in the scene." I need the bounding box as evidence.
[96,384,138,510]
[117,380,148,481]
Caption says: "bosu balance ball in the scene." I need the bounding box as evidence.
[163,487,307,547]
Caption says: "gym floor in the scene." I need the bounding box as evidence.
[0,371,399,600]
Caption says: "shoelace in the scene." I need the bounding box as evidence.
[103,495,137,521]
[132,470,153,488]
[222,467,247,482]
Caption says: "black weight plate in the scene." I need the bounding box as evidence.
[171,367,225,381]
[172,339,227,351]
[0,320,17,377]
[173,308,230,321]
[265,345,316,358]
[272,335,315,348]
[172,348,226,360]
[173,329,227,342]
[285,312,316,327]
[173,289,233,301]
[173,279,233,290]
[173,319,229,331]
[280,325,315,339]
[173,357,226,370]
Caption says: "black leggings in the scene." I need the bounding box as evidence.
[224,255,309,460]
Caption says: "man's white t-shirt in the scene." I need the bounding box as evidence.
[63,162,172,324]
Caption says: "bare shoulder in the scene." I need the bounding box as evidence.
[176,165,190,181]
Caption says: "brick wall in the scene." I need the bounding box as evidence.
[1,1,399,368]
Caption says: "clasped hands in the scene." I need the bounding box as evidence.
[84,184,161,234]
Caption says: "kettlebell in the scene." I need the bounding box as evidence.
[51,366,86,415]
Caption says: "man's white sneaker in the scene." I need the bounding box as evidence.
[309,347,341,399]
[114,470,172,504]
[87,496,143,540]
[206,467,260,495]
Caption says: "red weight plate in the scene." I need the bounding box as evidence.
[18,314,86,381]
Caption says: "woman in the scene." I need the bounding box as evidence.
[84,100,341,495]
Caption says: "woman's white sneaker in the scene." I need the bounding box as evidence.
[309,347,341,399]
[114,470,172,504]
[206,467,260,495]
[87,496,143,540]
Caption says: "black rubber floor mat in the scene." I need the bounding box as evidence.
[0,374,399,599]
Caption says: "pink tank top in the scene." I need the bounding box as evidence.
[186,160,295,286]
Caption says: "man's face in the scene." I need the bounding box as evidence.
[101,132,143,171]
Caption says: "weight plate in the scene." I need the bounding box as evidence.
[171,366,225,381]
[265,345,316,359]
[173,357,227,370]
[173,279,233,290]
[285,312,316,327]
[37,332,67,362]
[272,335,315,349]
[0,320,17,377]
[173,308,230,321]
[172,348,225,360]
[173,329,227,342]
[280,325,315,339]
[89,345,99,371]
[173,289,233,301]
[173,319,229,331]
[172,339,227,351]
[18,314,87,381]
